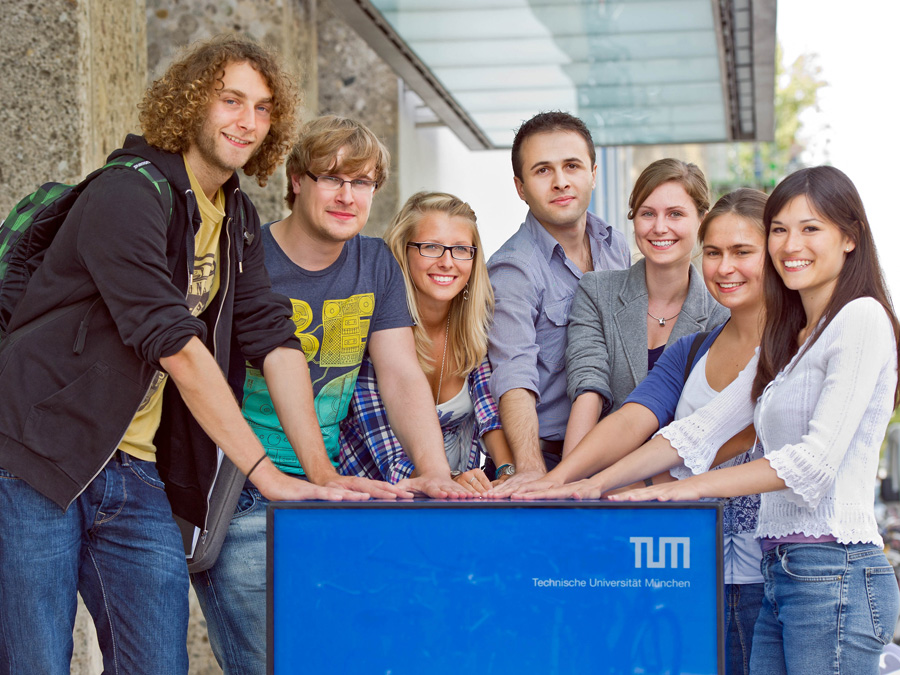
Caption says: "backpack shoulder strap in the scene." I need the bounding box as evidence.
[0,155,174,338]
[102,155,173,225]
[683,330,712,385]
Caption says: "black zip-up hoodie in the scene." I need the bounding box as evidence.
[0,135,300,527]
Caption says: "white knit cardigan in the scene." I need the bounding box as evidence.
[663,297,897,546]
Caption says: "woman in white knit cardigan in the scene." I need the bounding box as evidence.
[590,166,900,674]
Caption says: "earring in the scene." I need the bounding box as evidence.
[463,283,469,302]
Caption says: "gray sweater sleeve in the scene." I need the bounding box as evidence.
[565,272,614,409]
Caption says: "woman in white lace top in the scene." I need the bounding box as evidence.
[605,166,900,674]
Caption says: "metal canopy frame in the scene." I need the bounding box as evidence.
[331,0,776,149]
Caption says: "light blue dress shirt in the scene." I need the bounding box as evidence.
[487,210,631,441]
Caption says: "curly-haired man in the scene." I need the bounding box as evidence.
[0,35,376,674]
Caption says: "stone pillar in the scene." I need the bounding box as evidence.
[0,0,146,215]
[0,3,153,672]
[72,598,103,674]
[316,0,399,235]
[146,0,319,225]
[80,0,149,172]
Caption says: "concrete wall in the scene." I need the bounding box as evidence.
[317,0,399,235]
[0,0,146,216]
[0,0,400,226]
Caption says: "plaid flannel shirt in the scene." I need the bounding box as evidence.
[338,357,502,483]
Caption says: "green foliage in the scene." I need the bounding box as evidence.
[890,405,900,428]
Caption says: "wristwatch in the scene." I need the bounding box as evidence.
[450,470,463,479]
[495,463,516,478]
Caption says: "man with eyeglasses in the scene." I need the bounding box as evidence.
[192,115,470,675]
[486,111,631,496]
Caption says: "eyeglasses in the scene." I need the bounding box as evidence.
[305,171,377,194]
[407,242,477,260]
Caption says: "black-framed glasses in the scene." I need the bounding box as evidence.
[407,242,477,260]
[305,171,377,194]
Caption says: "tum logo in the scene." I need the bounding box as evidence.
[629,537,691,569]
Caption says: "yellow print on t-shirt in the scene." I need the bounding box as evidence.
[291,293,374,366]
[137,250,218,413]
[188,253,217,316]
[290,298,318,359]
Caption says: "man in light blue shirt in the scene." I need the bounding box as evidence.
[487,112,631,493]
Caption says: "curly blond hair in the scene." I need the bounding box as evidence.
[139,34,298,187]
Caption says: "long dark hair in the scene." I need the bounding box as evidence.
[752,166,900,403]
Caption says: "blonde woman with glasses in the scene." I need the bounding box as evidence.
[340,192,514,493]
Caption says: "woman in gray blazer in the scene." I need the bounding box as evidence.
[563,159,729,452]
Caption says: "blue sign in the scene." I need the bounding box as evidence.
[268,501,723,674]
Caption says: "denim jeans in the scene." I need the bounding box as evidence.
[726,582,764,675]
[191,485,268,675]
[0,452,189,675]
[749,542,899,675]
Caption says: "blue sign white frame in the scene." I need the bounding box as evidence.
[268,500,724,674]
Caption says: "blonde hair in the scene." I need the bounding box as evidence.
[284,115,390,209]
[384,192,492,376]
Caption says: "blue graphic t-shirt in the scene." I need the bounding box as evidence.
[242,225,412,475]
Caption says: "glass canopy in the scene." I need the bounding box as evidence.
[333,0,775,149]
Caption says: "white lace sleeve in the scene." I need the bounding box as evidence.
[660,353,758,479]
[767,299,896,509]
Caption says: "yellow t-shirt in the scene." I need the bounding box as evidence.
[119,157,223,460]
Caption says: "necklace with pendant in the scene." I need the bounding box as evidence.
[647,310,680,327]
[435,313,450,404]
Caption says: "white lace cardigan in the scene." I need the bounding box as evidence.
[663,297,897,546]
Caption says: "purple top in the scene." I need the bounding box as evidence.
[647,344,665,371]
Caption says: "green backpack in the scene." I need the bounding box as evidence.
[0,156,172,334]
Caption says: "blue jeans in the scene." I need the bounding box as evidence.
[191,485,268,675]
[0,453,189,674]
[726,582,764,675]
[749,542,899,675]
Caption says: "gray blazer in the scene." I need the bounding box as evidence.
[566,258,730,415]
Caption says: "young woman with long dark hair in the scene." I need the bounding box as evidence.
[605,166,900,673]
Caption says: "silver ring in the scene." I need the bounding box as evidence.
[468,476,476,484]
